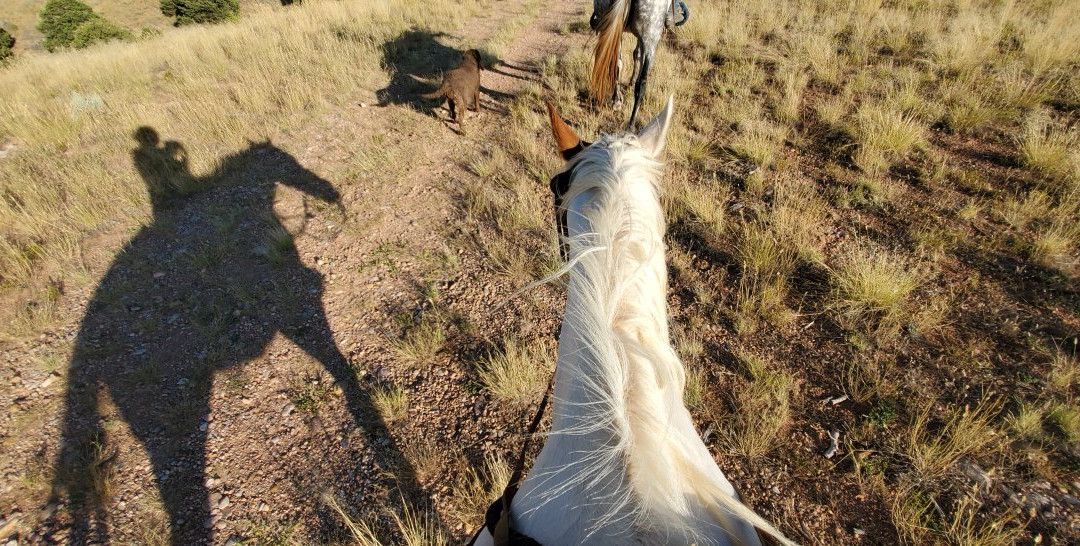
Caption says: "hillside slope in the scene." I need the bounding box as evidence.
[1,0,1079,544]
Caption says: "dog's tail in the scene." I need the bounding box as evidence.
[421,84,446,99]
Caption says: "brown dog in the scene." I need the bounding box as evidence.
[421,49,481,134]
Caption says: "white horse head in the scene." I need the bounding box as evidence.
[472,98,794,546]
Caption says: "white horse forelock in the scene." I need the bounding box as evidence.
[488,103,794,546]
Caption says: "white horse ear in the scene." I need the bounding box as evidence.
[637,95,674,157]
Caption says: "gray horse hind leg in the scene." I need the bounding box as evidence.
[627,45,654,128]
[630,42,643,92]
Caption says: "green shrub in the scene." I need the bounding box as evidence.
[70,18,133,49]
[38,0,96,51]
[0,28,14,62]
[161,0,240,26]
[37,0,131,51]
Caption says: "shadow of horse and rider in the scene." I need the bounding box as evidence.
[50,128,429,544]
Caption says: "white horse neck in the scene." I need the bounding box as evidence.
[506,138,763,545]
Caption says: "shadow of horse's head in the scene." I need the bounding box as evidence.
[230,139,342,206]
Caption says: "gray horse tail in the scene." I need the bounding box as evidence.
[675,1,689,26]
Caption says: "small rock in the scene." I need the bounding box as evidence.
[153,272,165,279]
[824,429,841,459]
[258,502,269,512]
[218,496,230,510]
[1063,494,1080,508]
[854,528,866,536]
[39,503,58,519]
[281,403,296,417]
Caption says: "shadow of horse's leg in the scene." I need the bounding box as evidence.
[51,359,110,544]
[123,378,213,545]
[283,269,437,512]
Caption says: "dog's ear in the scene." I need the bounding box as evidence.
[546,102,585,160]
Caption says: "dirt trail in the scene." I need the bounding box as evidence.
[0,1,589,544]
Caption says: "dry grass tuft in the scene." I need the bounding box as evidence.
[1018,111,1079,185]
[851,103,926,175]
[390,313,447,368]
[735,222,798,329]
[390,502,451,546]
[683,365,707,411]
[322,491,381,546]
[831,247,921,342]
[725,352,795,459]
[727,118,788,169]
[451,454,511,525]
[479,338,554,405]
[373,384,408,423]
[893,487,1024,546]
[905,396,1002,482]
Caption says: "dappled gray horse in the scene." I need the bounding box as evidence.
[589,0,688,127]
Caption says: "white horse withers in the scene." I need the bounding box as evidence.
[472,98,793,545]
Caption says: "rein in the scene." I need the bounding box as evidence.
[464,169,575,545]
[466,377,552,546]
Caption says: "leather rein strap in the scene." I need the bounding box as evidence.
[465,171,565,545]
[466,378,552,546]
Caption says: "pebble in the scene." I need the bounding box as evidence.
[39,375,57,389]
[281,403,296,417]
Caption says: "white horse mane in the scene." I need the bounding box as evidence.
[496,98,794,546]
